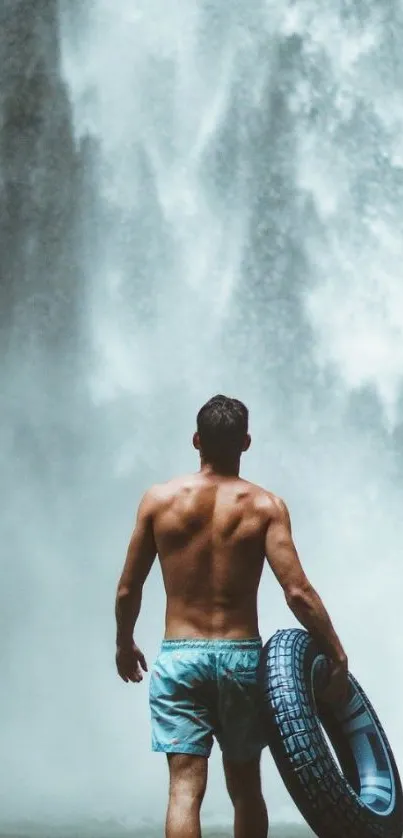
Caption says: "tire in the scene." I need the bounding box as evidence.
[258,629,403,838]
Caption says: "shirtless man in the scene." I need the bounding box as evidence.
[115,394,348,838]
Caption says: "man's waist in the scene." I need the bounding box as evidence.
[160,636,262,652]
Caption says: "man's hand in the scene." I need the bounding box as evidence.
[319,657,349,706]
[116,642,148,683]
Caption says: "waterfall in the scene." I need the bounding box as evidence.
[1,0,402,830]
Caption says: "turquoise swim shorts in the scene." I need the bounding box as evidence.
[149,638,265,762]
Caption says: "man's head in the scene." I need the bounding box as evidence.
[193,394,251,472]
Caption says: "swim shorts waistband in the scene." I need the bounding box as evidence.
[160,637,262,652]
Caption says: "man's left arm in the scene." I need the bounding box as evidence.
[115,488,157,682]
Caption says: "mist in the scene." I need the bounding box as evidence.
[1,1,402,833]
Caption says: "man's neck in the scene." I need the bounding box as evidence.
[199,458,240,478]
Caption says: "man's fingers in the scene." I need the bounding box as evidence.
[116,646,147,684]
[125,671,141,683]
[127,662,143,683]
[132,644,147,672]
[139,654,148,671]
[320,671,348,706]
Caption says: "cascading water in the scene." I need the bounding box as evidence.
[1,1,403,834]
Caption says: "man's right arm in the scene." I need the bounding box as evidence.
[264,495,347,669]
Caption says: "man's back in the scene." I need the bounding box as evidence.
[152,471,271,640]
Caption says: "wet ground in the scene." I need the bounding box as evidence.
[0,823,314,838]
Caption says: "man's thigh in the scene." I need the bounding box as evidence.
[216,646,265,762]
[149,648,216,757]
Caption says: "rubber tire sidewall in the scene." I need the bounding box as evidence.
[258,629,403,838]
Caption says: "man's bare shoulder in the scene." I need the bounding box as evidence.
[140,474,197,506]
[242,480,289,521]
[142,476,289,522]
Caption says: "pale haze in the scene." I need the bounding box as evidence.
[1,2,403,836]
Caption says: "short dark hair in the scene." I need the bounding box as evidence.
[196,395,249,466]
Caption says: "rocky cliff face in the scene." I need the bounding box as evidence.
[0,0,90,358]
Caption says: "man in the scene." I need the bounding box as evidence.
[115,394,348,838]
